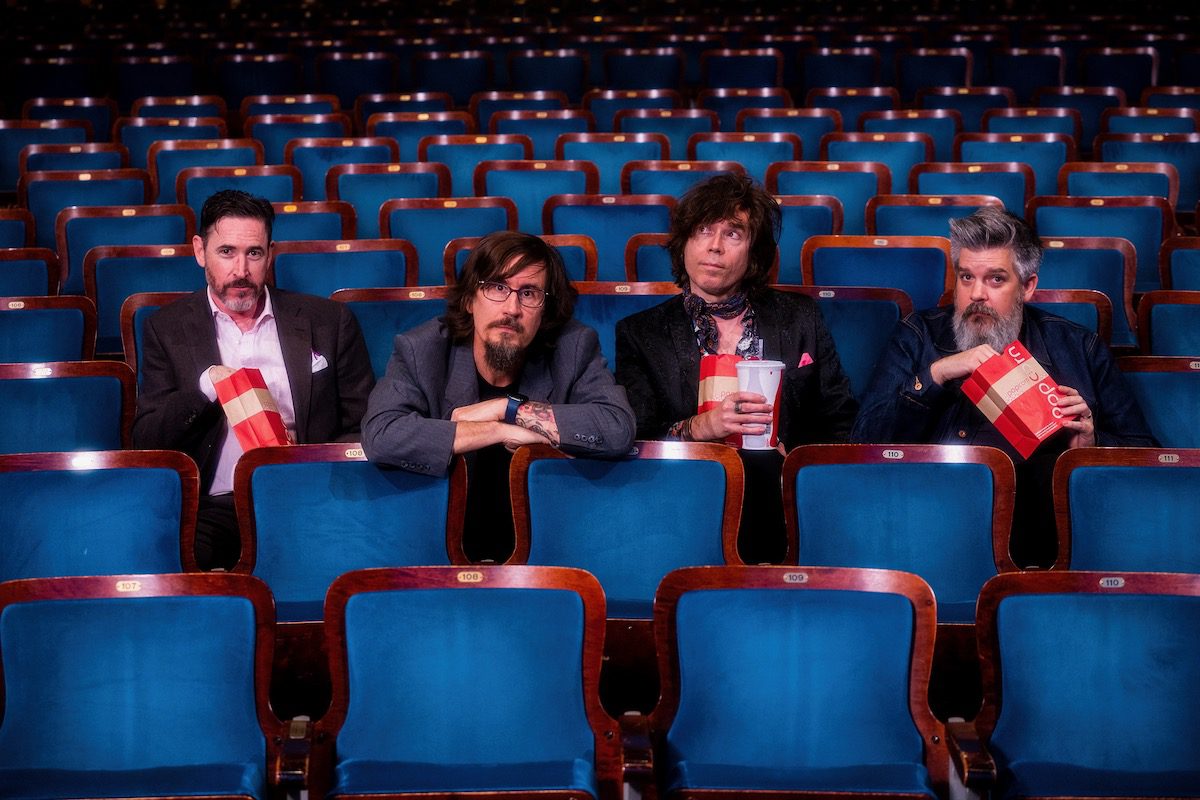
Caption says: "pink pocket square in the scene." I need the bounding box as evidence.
[798,352,814,367]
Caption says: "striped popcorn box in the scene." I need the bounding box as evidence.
[698,353,743,446]
[211,366,290,451]
[961,341,1069,459]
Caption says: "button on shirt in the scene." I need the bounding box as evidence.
[200,288,296,495]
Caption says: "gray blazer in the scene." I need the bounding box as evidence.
[361,317,636,476]
[132,288,375,492]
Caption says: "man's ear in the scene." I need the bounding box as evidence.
[192,234,206,268]
[1022,273,1038,301]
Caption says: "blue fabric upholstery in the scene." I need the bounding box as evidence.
[481,166,592,235]
[152,144,260,204]
[560,138,666,195]
[371,116,471,163]
[92,252,204,354]
[0,765,264,799]
[0,375,125,454]
[632,243,674,282]
[700,93,790,134]
[1038,244,1135,347]
[775,203,838,284]
[119,121,222,170]
[0,218,29,249]
[814,295,905,401]
[250,460,453,622]
[774,169,880,235]
[272,249,410,298]
[332,172,444,238]
[344,297,447,378]
[182,173,297,221]
[290,143,396,201]
[917,92,1011,132]
[1167,246,1200,290]
[272,207,349,242]
[0,307,86,362]
[809,245,948,312]
[65,212,189,298]
[1106,115,1197,134]
[0,595,266,797]
[793,462,998,623]
[1100,136,1200,212]
[1145,302,1200,355]
[26,176,147,251]
[872,201,995,238]
[573,292,678,371]
[0,465,184,579]
[1035,204,1167,294]
[422,140,527,196]
[550,202,672,282]
[617,117,713,161]
[665,588,932,795]
[741,113,838,163]
[0,126,88,194]
[625,167,733,200]
[864,115,959,161]
[1039,92,1122,155]
[692,138,796,185]
[23,148,124,173]
[385,204,510,285]
[959,138,1070,196]
[801,52,879,92]
[1028,298,1102,336]
[1067,466,1200,571]
[0,254,51,296]
[915,169,1029,215]
[494,115,592,160]
[524,457,728,618]
[1122,368,1200,448]
[986,113,1078,140]
[332,588,597,796]
[810,93,895,131]
[990,593,1200,798]
[249,119,348,164]
[474,96,564,131]
[1064,169,1174,203]
[586,96,677,135]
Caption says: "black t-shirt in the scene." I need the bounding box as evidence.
[461,376,516,562]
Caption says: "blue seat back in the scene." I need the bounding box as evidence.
[474,96,565,131]
[0,587,267,786]
[1120,362,1200,448]
[23,148,124,173]
[480,166,593,235]
[249,119,348,164]
[330,171,444,238]
[824,138,930,193]
[1143,299,1200,355]
[987,584,1200,787]
[807,241,949,311]
[617,116,713,160]
[740,112,838,161]
[64,212,189,295]
[371,116,471,162]
[1037,91,1121,154]
[1037,242,1135,347]
[25,174,148,251]
[775,202,840,284]
[423,140,527,195]
[665,580,927,778]
[385,204,511,286]
[182,173,297,221]
[0,125,88,193]
[914,168,1029,218]
[330,579,599,795]
[290,143,395,201]
[1034,203,1168,294]
[630,239,674,282]
[0,250,56,296]
[692,138,796,184]
[959,137,1070,195]
[246,457,455,622]
[1063,169,1175,203]
[773,168,881,235]
[811,291,907,400]
[624,165,734,199]
[119,121,223,170]
[0,303,88,362]
[0,371,127,454]
[342,295,448,378]
[152,143,261,204]
[1099,135,1200,211]
[1166,244,1200,290]
[917,91,1012,132]
[522,455,732,618]
[790,453,1004,623]
[560,138,667,195]
[871,199,996,238]
[810,93,895,130]
[1064,460,1200,571]
[272,248,410,298]
[801,52,880,92]
[1027,296,1104,337]
[549,201,672,282]
[272,205,352,242]
[863,114,959,161]
[92,252,204,355]
[700,93,790,132]
[0,216,31,249]
[493,115,592,160]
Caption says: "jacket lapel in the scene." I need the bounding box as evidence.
[666,298,701,413]
[272,292,314,434]
[443,342,481,415]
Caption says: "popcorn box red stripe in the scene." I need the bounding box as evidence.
[213,366,289,451]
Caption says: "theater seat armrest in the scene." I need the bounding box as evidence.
[946,719,995,790]
[621,711,656,798]
[273,715,312,795]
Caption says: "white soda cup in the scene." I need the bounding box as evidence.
[735,359,784,450]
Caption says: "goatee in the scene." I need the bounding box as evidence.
[483,340,524,374]
[953,297,1024,353]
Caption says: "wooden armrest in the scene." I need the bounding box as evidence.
[946,719,996,790]
[273,715,312,794]
[620,711,656,797]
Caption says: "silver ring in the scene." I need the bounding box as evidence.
[734,401,743,414]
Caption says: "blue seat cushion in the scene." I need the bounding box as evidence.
[332,758,597,797]
[0,764,264,798]
[669,761,936,797]
[1001,762,1200,798]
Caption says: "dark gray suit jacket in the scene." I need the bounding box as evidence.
[361,317,636,476]
[132,288,375,492]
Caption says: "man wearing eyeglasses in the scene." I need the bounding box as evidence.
[362,230,636,561]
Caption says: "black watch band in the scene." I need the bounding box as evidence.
[504,393,527,425]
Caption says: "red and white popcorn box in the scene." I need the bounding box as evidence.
[211,366,290,451]
[961,341,1071,458]
[698,353,743,446]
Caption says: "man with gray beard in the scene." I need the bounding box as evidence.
[852,207,1155,567]
[362,231,635,561]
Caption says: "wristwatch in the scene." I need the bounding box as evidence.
[504,392,528,425]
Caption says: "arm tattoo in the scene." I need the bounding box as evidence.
[516,401,560,446]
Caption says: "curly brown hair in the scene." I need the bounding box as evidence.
[444,231,578,346]
[666,173,782,293]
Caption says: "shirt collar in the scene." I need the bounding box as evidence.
[207,286,274,326]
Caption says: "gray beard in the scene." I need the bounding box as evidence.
[953,298,1024,353]
[483,340,524,375]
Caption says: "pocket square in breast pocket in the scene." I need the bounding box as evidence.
[798,352,814,367]
[311,352,329,373]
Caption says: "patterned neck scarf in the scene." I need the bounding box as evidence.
[682,289,758,356]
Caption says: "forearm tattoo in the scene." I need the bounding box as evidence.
[516,401,560,446]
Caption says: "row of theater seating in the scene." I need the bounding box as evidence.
[3,441,1199,795]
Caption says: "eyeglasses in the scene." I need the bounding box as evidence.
[478,280,548,309]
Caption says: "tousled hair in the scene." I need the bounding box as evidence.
[444,231,578,346]
[949,206,1042,283]
[198,189,275,242]
[666,173,781,293]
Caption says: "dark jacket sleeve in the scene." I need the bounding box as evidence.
[614,312,680,440]
[778,293,859,447]
[326,299,375,442]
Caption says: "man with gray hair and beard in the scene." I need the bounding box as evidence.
[852,206,1155,567]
